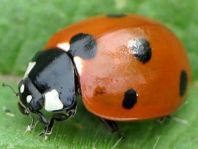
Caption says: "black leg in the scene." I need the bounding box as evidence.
[100,118,124,139]
[39,113,70,139]
[52,113,70,121]
[25,114,38,132]
[39,119,54,140]
[45,119,54,135]
[100,118,119,132]
[37,112,52,139]
[156,115,171,124]
[38,112,49,125]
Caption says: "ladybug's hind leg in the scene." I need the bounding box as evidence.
[100,118,119,132]
[156,115,171,124]
[100,118,124,139]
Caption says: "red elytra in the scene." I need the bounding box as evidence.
[45,14,191,121]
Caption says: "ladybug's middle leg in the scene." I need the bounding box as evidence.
[100,118,119,132]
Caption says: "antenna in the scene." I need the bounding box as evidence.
[2,83,19,96]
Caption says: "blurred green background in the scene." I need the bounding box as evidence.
[0,0,197,148]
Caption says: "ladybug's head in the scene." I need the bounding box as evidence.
[18,78,44,115]
[14,49,78,134]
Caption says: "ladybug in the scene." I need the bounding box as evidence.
[17,14,190,138]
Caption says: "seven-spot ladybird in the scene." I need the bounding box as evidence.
[17,14,191,137]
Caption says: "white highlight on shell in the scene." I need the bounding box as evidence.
[20,84,25,93]
[74,56,83,75]
[128,39,144,54]
[23,62,36,78]
[57,42,70,52]
[26,95,32,103]
[44,89,63,112]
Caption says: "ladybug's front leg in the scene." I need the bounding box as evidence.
[39,112,71,140]
[39,119,54,140]
[25,114,39,133]
[37,112,54,140]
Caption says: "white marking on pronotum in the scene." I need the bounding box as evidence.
[74,56,83,75]
[20,84,25,93]
[44,89,63,112]
[23,62,36,78]
[26,95,32,103]
[57,42,70,52]
[128,39,144,54]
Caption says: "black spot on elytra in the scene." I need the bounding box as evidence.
[128,39,152,63]
[122,89,137,109]
[180,70,188,97]
[106,13,127,18]
[69,33,97,59]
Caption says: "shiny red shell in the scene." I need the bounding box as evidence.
[45,15,191,121]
